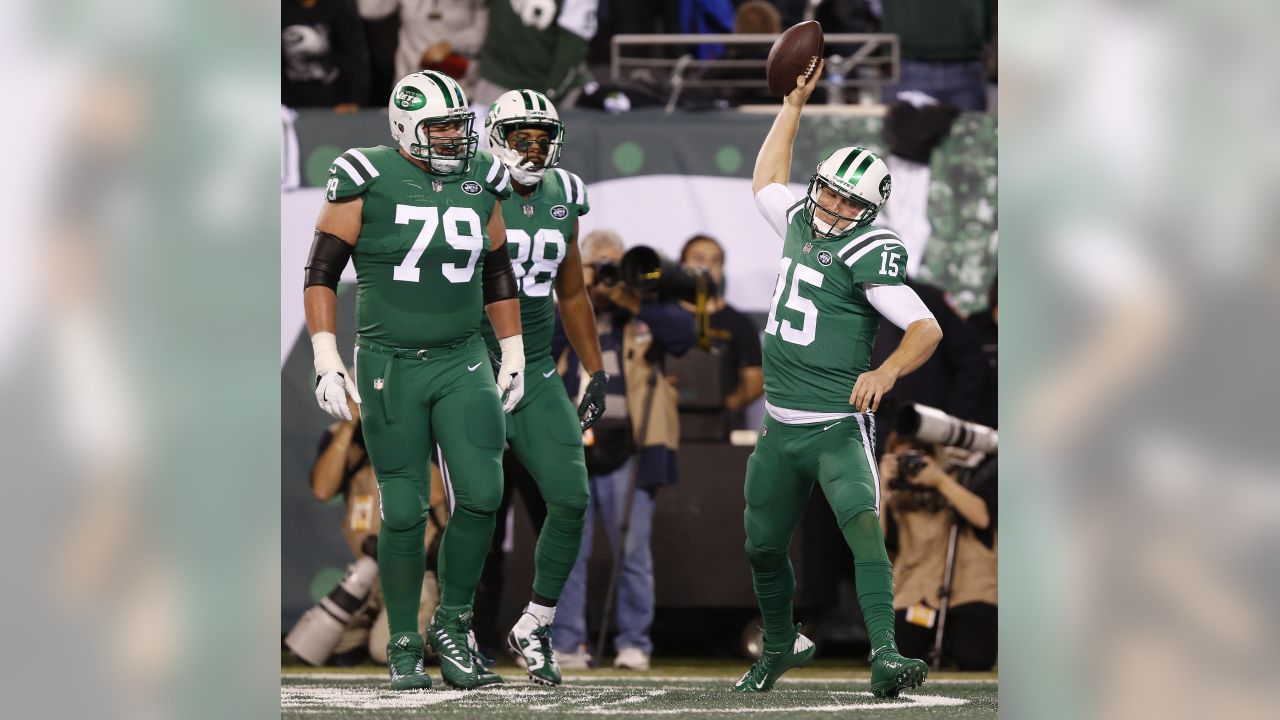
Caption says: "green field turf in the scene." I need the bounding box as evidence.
[282,663,998,719]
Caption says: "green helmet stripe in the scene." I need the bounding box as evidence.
[533,91,548,111]
[834,149,860,178]
[844,152,877,184]
[422,71,454,109]
[520,90,535,110]
[451,80,465,107]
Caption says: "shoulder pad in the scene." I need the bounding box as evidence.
[325,147,384,201]
[838,227,909,285]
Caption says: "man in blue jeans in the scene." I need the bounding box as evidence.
[550,229,695,670]
[876,0,994,112]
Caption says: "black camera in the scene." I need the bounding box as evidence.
[619,245,718,303]
[892,449,928,491]
[592,258,621,287]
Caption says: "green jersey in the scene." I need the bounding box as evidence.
[762,206,908,414]
[326,146,512,349]
[480,168,590,361]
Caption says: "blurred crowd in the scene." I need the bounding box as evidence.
[283,0,996,112]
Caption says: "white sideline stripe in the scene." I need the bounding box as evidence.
[332,157,364,186]
[348,149,379,178]
[572,172,587,204]
[281,685,970,713]
[495,167,511,194]
[282,672,996,685]
[486,153,502,183]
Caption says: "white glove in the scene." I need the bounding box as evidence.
[496,335,526,413]
[312,331,360,421]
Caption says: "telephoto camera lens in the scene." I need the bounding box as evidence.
[284,544,380,666]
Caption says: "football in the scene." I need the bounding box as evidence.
[765,20,825,97]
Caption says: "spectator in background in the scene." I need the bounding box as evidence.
[875,0,994,112]
[473,0,599,108]
[676,234,764,429]
[282,0,371,111]
[551,230,695,670]
[356,0,488,95]
[879,434,997,670]
[870,279,986,437]
[965,276,997,429]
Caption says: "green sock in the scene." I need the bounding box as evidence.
[378,520,427,636]
[437,505,497,608]
[747,551,798,653]
[842,510,897,651]
[531,503,586,602]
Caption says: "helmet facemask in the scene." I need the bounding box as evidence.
[409,113,478,175]
[492,119,565,186]
[804,174,878,238]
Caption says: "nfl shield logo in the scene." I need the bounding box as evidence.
[373,378,384,390]
[523,205,535,218]
[431,180,443,193]
[802,242,813,255]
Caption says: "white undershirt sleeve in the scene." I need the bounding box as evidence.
[864,284,935,331]
[754,183,797,238]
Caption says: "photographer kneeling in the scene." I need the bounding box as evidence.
[879,435,998,671]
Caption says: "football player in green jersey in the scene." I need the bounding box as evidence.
[732,63,945,698]
[477,89,608,686]
[303,71,523,691]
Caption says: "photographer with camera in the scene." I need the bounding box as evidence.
[879,429,997,671]
[285,392,449,667]
[671,234,764,435]
[550,229,695,670]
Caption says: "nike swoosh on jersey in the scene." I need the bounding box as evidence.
[822,421,843,431]
[440,654,475,674]
[542,368,556,378]
[467,362,483,372]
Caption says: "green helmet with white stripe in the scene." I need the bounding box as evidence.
[388,71,477,175]
[484,89,565,186]
[804,146,892,238]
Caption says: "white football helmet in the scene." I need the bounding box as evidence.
[485,89,565,185]
[388,70,477,174]
[804,146,892,237]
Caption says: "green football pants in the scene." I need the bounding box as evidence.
[743,412,896,652]
[354,333,506,635]
[499,355,589,602]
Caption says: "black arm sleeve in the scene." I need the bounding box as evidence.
[483,241,519,305]
[304,230,354,291]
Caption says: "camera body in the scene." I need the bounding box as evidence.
[592,258,621,287]
[891,449,928,491]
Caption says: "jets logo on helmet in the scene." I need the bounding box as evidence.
[804,146,892,238]
[485,89,566,186]
[387,70,477,175]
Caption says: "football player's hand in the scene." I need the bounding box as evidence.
[496,335,526,413]
[312,331,359,420]
[316,370,359,421]
[785,58,824,109]
[578,370,609,430]
[849,365,897,413]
